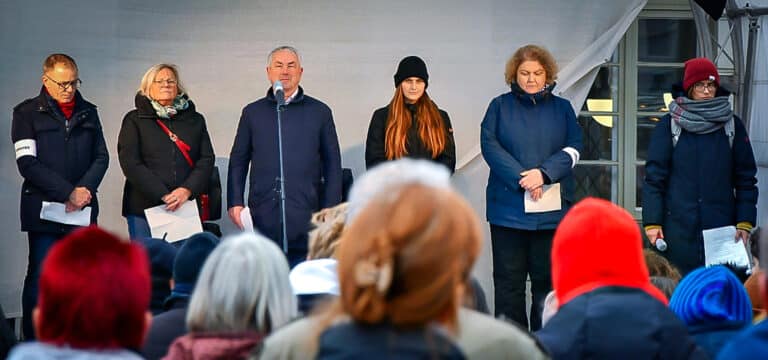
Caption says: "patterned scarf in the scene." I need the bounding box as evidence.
[150,94,189,119]
[669,96,732,134]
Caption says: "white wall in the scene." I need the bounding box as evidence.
[0,0,644,316]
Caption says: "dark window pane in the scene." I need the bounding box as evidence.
[638,19,697,62]
[580,66,619,112]
[636,115,665,161]
[637,67,682,112]
[574,165,617,202]
[577,115,617,161]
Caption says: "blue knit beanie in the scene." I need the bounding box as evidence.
[173,232,219,293]
[669,265,752,327]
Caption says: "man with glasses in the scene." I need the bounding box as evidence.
[228,46,342,267]
[11,53,108,340]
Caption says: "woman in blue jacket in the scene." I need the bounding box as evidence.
[481,44,582,331]
[642,58,758,275]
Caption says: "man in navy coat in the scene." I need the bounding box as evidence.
[11,54,108,339]
[227,46,342,266]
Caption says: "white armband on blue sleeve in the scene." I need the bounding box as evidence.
[14,139,37,159]
[562,147,580,168]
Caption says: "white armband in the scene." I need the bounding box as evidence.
[562,147,580,168]
[14,139,37,159]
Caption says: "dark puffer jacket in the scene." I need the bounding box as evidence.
[118,93,215,216]
[11,87,109,233]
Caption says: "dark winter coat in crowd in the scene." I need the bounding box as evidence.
[118,93,215,217]
[536,286,706,360]
[162,332,265,360]
[365,104,456,173]
[481,83,582,230]
[0,304,16,359]
[227,86,342,252]
[716,320,768,359]
[12,87,108,233]
[643,113,757,274]
[142,296,189,360]
[317,322,465,359]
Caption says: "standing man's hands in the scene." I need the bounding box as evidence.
[228,205,245,230]
[646,227,664,247]
[66,187,91,212]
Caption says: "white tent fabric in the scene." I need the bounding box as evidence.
[0,0,645,315]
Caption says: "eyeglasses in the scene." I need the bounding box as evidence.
[694,81,717,92]
[153,79,177,86]
[45,75,81,92]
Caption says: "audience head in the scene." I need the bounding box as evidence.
[336,183,481,330]
[643,249,682,282]
[347,158,451,221]
[307,202,349,259]
[670,265,752,328]
[552,198,667,306]
[186,232,296,334]
[172,232,219,294]
[35,226,151,349]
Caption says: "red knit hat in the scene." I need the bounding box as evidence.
[551,198,668,307]
[683,57,720,92]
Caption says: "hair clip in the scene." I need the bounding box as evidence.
[354,258,393,294]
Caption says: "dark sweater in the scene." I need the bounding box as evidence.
[365,104,456,173]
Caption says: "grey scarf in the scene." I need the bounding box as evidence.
[150,94,189,119]
[668,96,732,134]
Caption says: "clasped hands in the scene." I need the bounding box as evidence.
[520,169,544,201]
[161,187,192,212]
[65,187,91,212]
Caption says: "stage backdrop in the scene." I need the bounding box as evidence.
[0,0,645,316]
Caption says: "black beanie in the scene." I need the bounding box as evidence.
[394,56,429,88]
[173,232,219,287]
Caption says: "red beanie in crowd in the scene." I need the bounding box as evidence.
[683,57,720,92]
[551,198,668,307]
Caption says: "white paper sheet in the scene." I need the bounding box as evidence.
[144,200,203,242]
[39,201,91,226]
[703,225,751,268]
[240,207,254,232]
[524,183,562,213]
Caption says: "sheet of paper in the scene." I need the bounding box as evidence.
[524,183,562,213]
[144,200,203,242]
[703,225,751,268]
[39,201,91,226]
[240,207,254,232]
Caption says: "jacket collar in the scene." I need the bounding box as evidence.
[267,85,305,104]
[510,82,556,105]
[35,86,95,116]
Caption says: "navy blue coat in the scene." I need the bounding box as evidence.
[642,113,757,274]
[536,286,706,360]
[228,87,342,251]
[481,85,582,230]
[11,88,108,233]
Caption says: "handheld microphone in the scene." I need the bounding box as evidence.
[655,238,668,252]
[273,81,285,106]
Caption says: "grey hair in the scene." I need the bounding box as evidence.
[347,158,452,222]
[266,46,302,67]
[137,63,188,98]
[185,231,297,333]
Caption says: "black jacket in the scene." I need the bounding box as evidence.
[11,87,108,233]
[365,104,456,173]
[142,296,190,360]
[118,93,215,216]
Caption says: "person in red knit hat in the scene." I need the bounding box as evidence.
[8,226,151,359]
[536,197,706,359]
[642,57,757,275]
